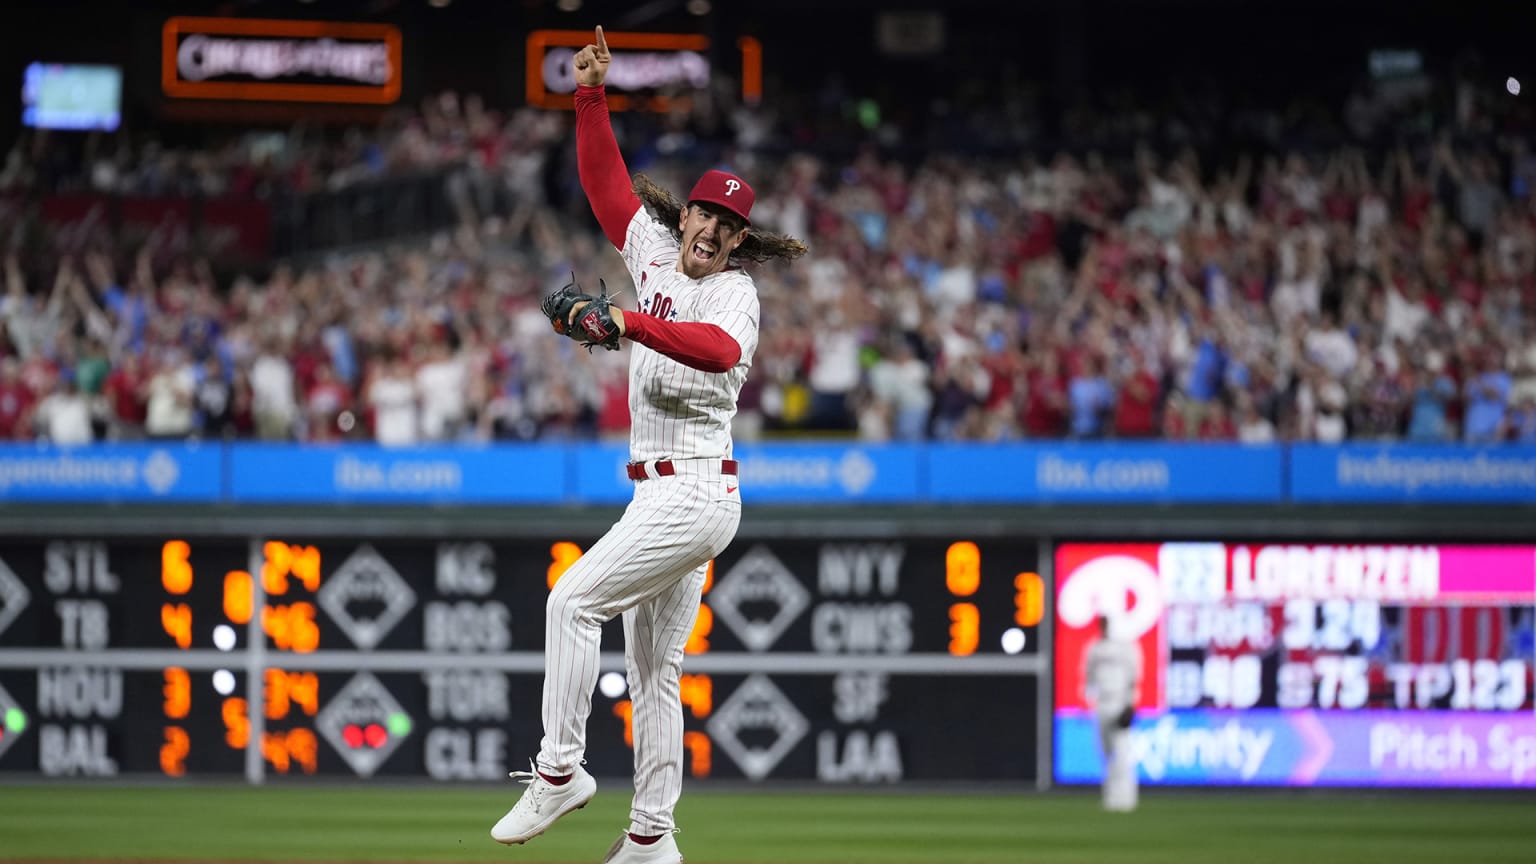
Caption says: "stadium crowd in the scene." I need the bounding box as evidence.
[2,71,1535,448]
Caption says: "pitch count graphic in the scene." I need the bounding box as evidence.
[1053,542,1536,787]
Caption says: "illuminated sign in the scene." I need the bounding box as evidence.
[161,17,402,104]
[0,535,1042,782]
[1053,542,1536,788]
[525,29,761,111]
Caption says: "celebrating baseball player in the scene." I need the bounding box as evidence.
[1083,614,1144,812]
[490,25,806,864]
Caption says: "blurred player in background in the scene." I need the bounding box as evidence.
[1083,614,1143,812]
[490,24,805,864]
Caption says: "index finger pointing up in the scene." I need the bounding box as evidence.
[595,25,608,55]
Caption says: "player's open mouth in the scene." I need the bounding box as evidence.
[691,242,716,262]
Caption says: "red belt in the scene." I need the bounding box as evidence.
[627,459,739,481]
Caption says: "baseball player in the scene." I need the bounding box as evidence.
[1083,614,1143,812]
[490,25,805,864]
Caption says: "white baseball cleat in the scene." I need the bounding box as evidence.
[601,831,683,863]
[490,762,597,845]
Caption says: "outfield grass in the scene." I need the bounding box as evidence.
[1,783,1533,864]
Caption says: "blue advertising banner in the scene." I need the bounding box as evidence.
[571,442,639,505]
[9,441,1536,506]
[733,443,922,504]
[0,443,222,502]
[573,443,924,505]
[1291,444,1536,503]
[928,442,1285,503]
[228,444,565,504]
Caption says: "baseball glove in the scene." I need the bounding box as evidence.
[541,273,622,352]
[1115,706,1136,730]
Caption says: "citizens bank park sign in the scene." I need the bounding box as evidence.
[161,17,402,104]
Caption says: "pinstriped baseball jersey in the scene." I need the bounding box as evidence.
[620,206,760,462]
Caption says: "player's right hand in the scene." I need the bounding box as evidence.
[574,25,610,88]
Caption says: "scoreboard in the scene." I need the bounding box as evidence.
[1053,542,1536,787]
[0,536,1045,784]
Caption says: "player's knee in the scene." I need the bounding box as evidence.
[545,582,584,625]
[546,580,608,628]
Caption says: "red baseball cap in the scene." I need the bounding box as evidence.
[687,169,754,225]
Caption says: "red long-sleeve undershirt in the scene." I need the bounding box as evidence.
[574,84,641,250]
[621,310,740,373]
[575,84,742,374]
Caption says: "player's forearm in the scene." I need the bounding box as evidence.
[575,84,643,250]
[622,312,741,373]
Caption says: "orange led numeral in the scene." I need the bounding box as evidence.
[683,731,712,778]
[161,603,192,649]
[289,545,321,591]
[548,542,583,589]
[262,542,322,595]
[948,602,979,656]
[680,674,713,718]
[161,540,193,594]
[262,602,319,653]
[703,559,715,593]
[222,697,249,748]
[1014,572,1044,627]
[685,604,713,655]
[265,669,320,719]
[286,728,318,774]
[163,667,191,719]
[263,728,318,774]
[945,541,981,597]
[613,700,634,747]
[289,671,319,716]
[224,570,253,624]
[160,726,189,777]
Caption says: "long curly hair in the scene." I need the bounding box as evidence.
[633,173,808,264]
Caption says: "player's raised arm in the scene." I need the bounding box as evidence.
[573,25,642,250]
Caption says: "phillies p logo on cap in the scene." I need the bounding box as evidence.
[687,169,754,225]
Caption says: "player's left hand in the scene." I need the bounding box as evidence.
[541,274,624,351]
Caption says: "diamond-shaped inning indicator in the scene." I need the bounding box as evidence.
[0,557,30,638]
[706,674,808,781]
[0,683,28,763]
[315,672,411,777]
[710,545,810,652]
[316,544,416,650]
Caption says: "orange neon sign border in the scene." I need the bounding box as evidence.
[525,29,762,111]
[161,16,403,105]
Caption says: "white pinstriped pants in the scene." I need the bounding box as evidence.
[537,468,741,835]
